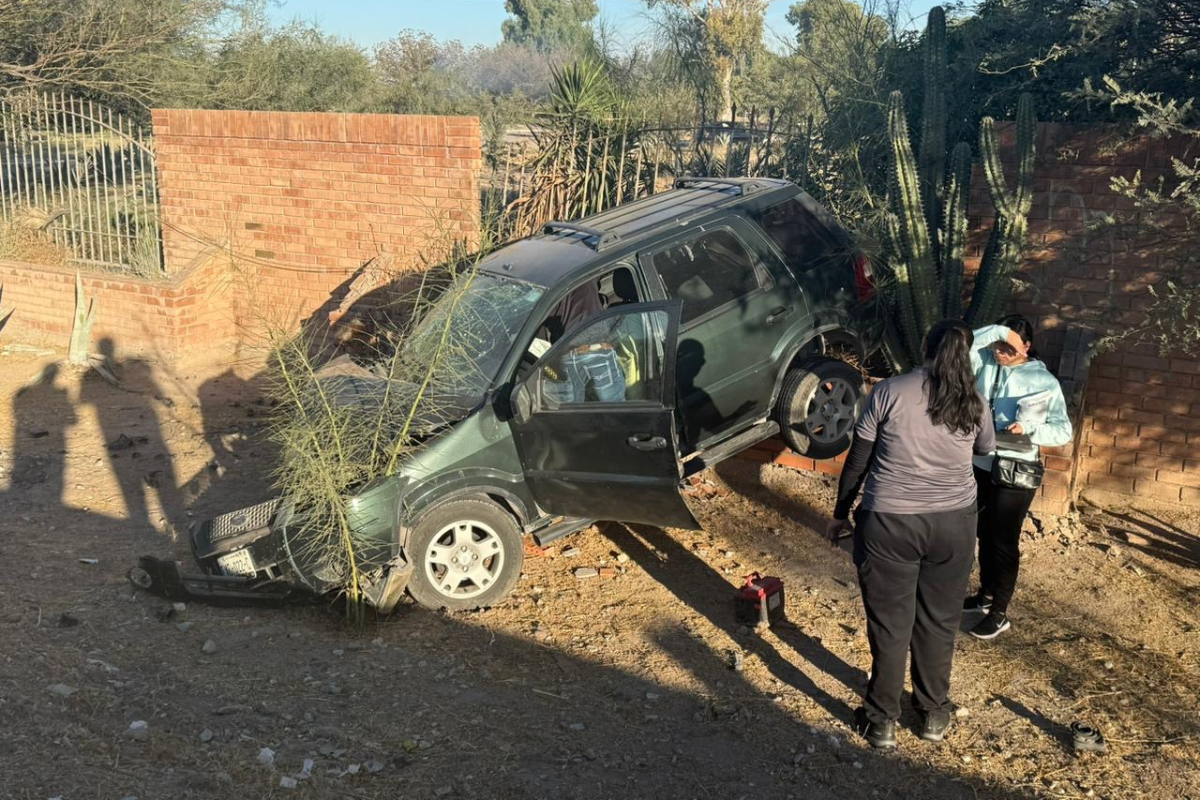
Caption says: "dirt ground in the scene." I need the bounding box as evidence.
[0,349,1197,800]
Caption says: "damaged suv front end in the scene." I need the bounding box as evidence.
[135,473,413,608]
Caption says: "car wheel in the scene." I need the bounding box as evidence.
[776,358,864,460]
[406,498,523,612]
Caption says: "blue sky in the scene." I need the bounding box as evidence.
[266,0,945,50]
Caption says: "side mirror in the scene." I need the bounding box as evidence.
[511,382,533,424]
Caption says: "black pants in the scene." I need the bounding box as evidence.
[974,467,1036,616]
[854,505,977,724]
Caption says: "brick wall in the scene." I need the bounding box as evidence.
[1,111,481,361]
[0,253,230,361]
[152,109,481,344]
[748,123,1198,515]
[974,123,1197,509]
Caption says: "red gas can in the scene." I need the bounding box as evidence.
[734,572,786,628]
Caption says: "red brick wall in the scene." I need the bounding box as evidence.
[972,123,1197,509]
[152,109,481,343]
[0,111,481,361]
[0,255,229,361]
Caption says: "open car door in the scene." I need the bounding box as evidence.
[509,300,700,530]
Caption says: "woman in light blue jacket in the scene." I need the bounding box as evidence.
[965,315,1072,640]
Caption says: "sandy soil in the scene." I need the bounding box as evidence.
[0,350,1196,800]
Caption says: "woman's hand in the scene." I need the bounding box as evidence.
[1005,422,1025,435]
[825,517,851,545]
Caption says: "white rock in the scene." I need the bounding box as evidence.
[346,764,360,775]
[46,684,77,697]
[258,747,276,767]
[201,639,218,654]
[176,622,193,633]
[124,721,150,742]
[199,729,214,743]
[172,602,187,613]
[279,776,298,789]
[365,760,384,773]
[955,707,971,718]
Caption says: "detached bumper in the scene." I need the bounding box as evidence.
[132,498,412,611]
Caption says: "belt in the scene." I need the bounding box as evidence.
[570,343,613,355]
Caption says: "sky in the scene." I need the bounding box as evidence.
[266,0,945,51]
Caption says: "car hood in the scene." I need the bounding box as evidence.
[314,356,477,437]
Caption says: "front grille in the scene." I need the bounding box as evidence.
[209,499,281,542]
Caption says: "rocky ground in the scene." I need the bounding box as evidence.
[0,349,1196,800]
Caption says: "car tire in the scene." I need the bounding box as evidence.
[776,358,865,461]
[406,497,524,612]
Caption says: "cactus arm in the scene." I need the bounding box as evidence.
[887,91,939,346]
[919,4,947,262]
[941,142,971,318]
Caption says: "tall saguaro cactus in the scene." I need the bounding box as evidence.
[966,93,1036,326]
[881,4,1036,369]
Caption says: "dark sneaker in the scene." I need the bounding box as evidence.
[918,709,952,742]
[970,611,1011,640]
[963,592,993,612]
[853,707,897,749]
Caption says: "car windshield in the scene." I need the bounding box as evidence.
[397,272,544,400]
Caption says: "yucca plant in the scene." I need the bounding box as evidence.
[881,5,1036,369]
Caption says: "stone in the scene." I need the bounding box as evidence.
[279,776,298,789]
[729,650,745,671]
[46,684,77,697]
[954,707,971,718]
[124,721,150,742]
[562,546,581,558]
[568,723,586,731]
[199,729,214,743]
[201,639,218,654]
[258,747,276,767]
[573,567,599,579]
[1103,660,1114,670]
[616,553,630,563]
[176,622,193,633]
[365,760,384,773]
[172,602,187,613]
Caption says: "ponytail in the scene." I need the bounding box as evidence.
[923,319,985,436]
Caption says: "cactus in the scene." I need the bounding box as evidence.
[68,271,95,366]
[879,5,1036,368]
[919,4,947,257]
[887,91,939,361]
[966,93,1036,326]
[941,142,971,318]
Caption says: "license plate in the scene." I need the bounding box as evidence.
[217,549,257,577]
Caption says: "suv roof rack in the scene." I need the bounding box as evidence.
[543,221,621,251]
[674,176,766,195]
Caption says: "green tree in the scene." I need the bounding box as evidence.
[648,0,768,123]
[501,0,598,54]
[212,22,380,112]
[374,30,470,114]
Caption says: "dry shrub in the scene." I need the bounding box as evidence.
[0,223,72,268]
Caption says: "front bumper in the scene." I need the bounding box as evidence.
[132,497,412,611]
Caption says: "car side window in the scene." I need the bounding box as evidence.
[648,228,766,325]
[536,308,670,409]
[751,198,835,274]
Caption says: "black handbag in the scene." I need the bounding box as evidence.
[987,370,1044,491]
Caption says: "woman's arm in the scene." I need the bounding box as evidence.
[833,434,876,520]
[1024,384,1073,447]
[971,324,1011,374]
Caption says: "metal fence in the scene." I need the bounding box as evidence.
[0,93,162,276]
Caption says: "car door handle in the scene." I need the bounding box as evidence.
[627,435,668,451]
[765,306,794,325]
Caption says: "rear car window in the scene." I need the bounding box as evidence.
[648,229,765,325]
[751,198,837,274]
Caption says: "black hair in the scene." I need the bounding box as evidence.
[997,314,1040,360]
[923,319,985,436]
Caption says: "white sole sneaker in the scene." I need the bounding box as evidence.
[969,617,1012,640]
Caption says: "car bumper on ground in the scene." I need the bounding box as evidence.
[131,497,412,611]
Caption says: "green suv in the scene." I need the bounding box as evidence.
[136,178,881,612]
